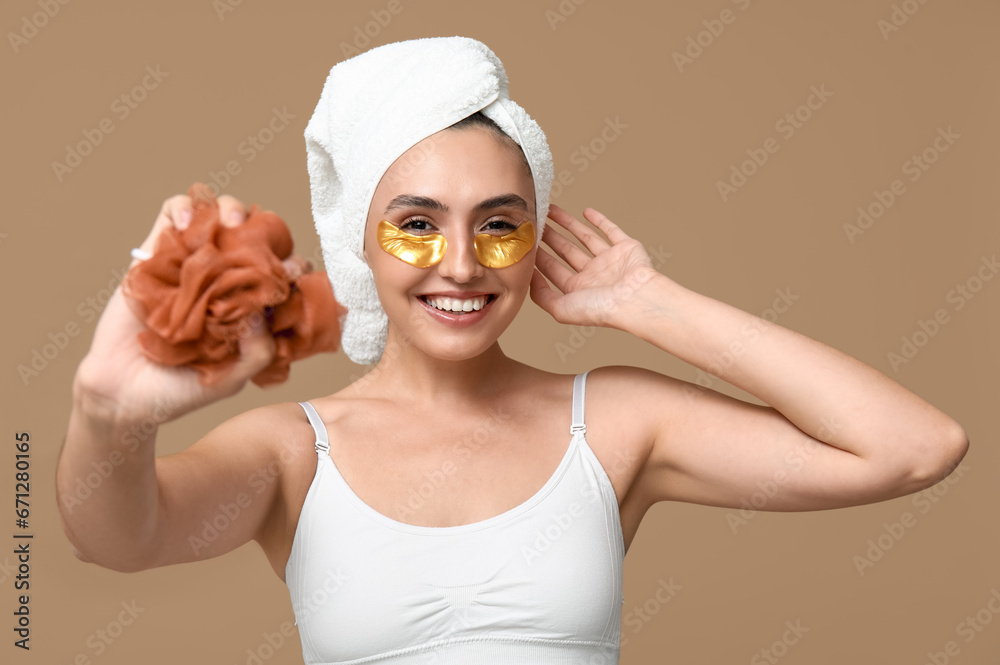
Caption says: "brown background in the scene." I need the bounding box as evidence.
[2,0,998,663]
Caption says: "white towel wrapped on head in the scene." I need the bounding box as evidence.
[304,36,554,365]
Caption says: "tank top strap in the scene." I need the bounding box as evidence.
[571,370,590,436]
[297,401,330,454]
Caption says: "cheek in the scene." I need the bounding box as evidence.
[501,250,537,294]
[370,251,425,300]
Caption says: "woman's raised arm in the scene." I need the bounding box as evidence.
[531,205,969,513]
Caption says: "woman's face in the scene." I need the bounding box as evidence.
[363,126,537,361]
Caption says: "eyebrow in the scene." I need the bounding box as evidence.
[383,193,530,216]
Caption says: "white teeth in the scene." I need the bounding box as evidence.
[425,295,489,312]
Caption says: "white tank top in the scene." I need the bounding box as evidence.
[285,371,625,664]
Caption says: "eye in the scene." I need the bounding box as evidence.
[480,218,518,235]
[399,218,436,235]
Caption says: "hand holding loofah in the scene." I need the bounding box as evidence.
[122,183,344,387]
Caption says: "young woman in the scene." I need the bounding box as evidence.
[57,37,968,664]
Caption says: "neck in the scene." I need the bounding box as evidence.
[351,325,521,407]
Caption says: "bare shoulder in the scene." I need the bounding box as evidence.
[231,399,331,495]
[181,400,319,466]
[576,365,691,548]
[585,364,685,437]
[197,399,330,577]
[156,400,323,529]
[584,364,674,454]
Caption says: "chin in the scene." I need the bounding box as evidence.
[408,323,506,362]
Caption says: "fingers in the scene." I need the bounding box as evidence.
[217,194,247,228]
[130,194,192,270]
[212,317,276,398]
[165,194,194,231]
[534,245,575,293]
[541,224,593,274]
[547,203,636,250]
[237,319,276,374]
[546,203,612,256]
[282,255,314,281]
[529,268,561,318]
[580,207,633,245]
[130,191,252,272]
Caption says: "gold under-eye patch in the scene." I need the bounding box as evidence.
[377,220,535,269]
[474,221,535,268]
[376,220,447,268]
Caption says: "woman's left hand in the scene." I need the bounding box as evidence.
[530,204,662,328]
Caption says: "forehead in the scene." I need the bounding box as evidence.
[370,128,535,213]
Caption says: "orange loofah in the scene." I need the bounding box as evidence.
[122,183,344,387]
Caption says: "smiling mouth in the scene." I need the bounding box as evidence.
[420,294,495,313]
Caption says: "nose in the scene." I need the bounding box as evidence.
[435,230,484,283]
